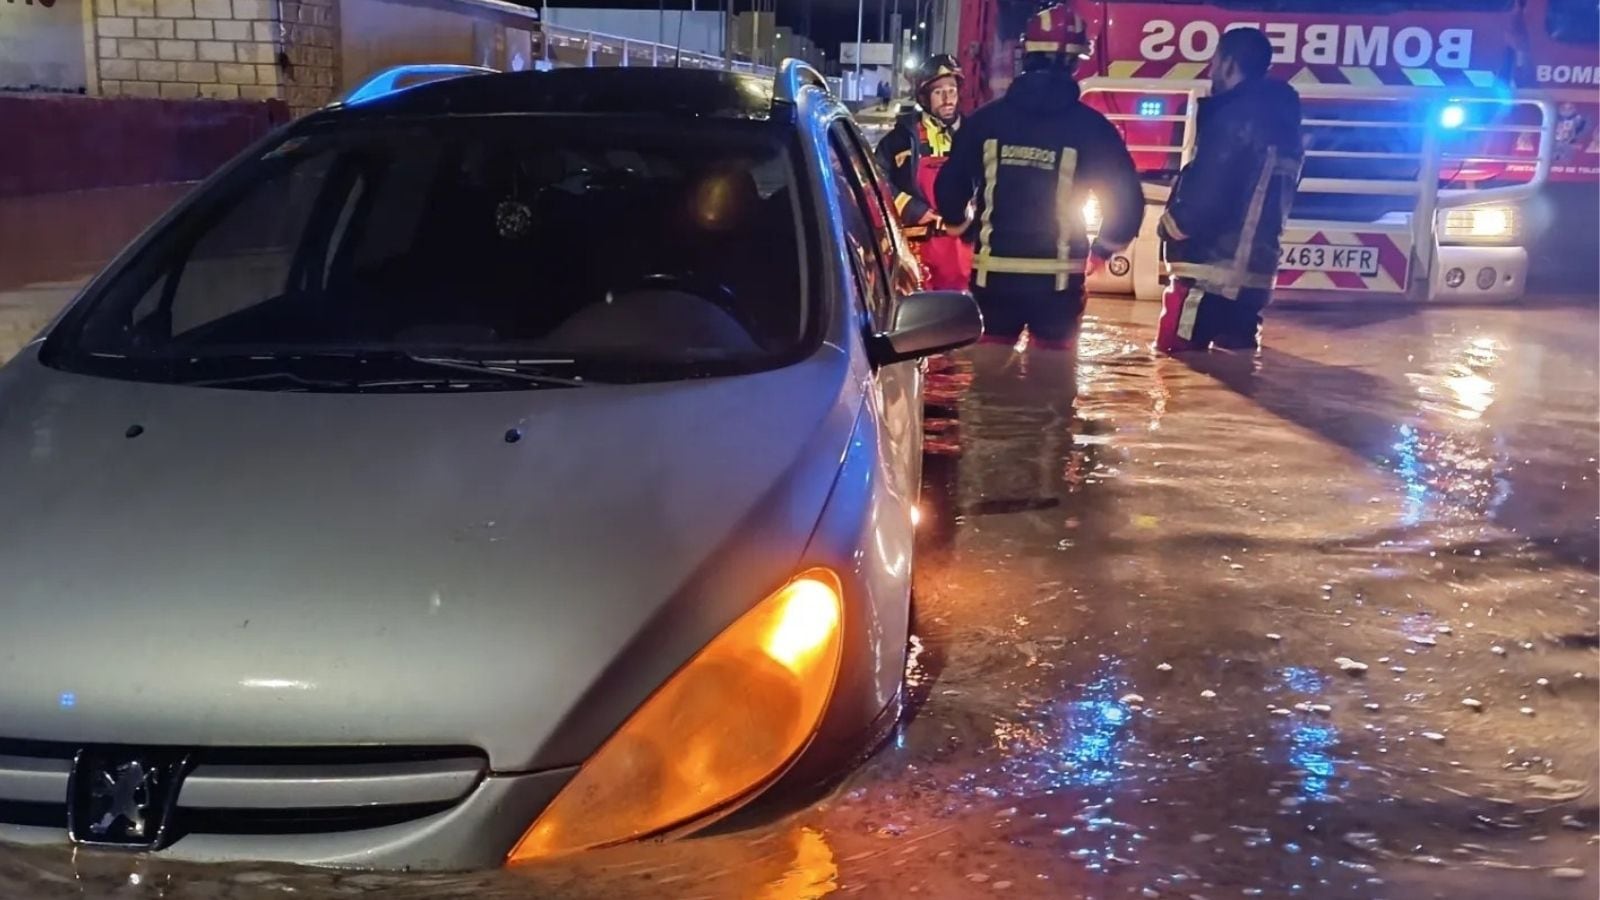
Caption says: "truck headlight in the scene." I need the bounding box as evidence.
[507,570,844,862]
[1442,205,1518,242]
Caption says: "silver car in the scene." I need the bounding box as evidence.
[0,62,980,869]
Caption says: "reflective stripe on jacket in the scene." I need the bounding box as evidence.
[933,69,1144,292]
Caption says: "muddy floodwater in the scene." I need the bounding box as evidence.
[1,297,1595,899]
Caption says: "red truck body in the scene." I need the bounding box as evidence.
[958,0,1599,185]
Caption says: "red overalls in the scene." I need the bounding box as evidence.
[905,117,974,292]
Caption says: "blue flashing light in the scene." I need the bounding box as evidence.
[1439,103,1467,130]
[59,691,76,709]
[1138,98,1164,118]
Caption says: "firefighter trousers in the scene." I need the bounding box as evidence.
[913,233,975,292]
[1157,277,1271,353]
[972,275,1087,349]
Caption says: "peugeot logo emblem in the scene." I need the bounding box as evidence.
[67,751,189,850]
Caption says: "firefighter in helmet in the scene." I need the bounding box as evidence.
[874,54,975,292]
[933,4,1143,349]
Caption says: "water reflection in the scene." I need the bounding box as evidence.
[1389,333,1512,525]
[754,828,837,899]
[1284,721,1339,802]
[988,660,1135,794]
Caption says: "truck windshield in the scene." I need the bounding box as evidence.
[1547,0,1600,43]
[43,115,813,389]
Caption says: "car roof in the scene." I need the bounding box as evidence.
[329,67,785,122]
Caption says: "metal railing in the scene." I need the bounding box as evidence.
[536,23,775,78]
[1079,76,1556,294]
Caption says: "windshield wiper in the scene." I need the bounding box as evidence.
[401,354,588,388]
[180,370,360,390]
[170,352,586,390]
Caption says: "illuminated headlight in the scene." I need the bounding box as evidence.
[1083,193,1103,238]
[507,570,844,861]
[1442,205,1518,242]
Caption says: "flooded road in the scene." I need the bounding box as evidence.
[0,296,1595,899]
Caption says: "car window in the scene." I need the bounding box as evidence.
[49,117,812,387]
[839,121,905,263]
[1546,0,1600,43]
[826,124,896,331]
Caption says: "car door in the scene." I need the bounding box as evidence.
[824,119,925,511]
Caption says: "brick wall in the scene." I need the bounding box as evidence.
[278,0,338,114]
[93,0,336,111]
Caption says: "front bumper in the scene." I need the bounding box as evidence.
[1430,245,1528,302]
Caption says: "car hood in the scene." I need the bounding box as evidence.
[0,346,860,771]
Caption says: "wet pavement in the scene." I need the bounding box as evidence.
[0,285,1593,899]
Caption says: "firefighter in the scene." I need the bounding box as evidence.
[1156,27,1303,353]
[932,4,1143,350]
[875,54,974,292]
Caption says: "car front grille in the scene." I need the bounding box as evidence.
[0,738,487,840]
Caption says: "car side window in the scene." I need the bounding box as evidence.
[826,129,895,332]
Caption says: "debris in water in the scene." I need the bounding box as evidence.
[1191,833,1215,844]
[1491,645,1507,656]
[1526,775,1588,800]
[1364,703,1382,711]
[1344,832,1383,853]
[1266,633,1283,641]
[1520,707,1535,716]
[1551,868,1586,881]
[1536,677,1552,689]
[1200,689,1217,699]
[1462,698,1484,711]
[1422,732,1447,742]
[967,873,992,884]
[1561,815,1586,830]
[1157,662,1173,672]
[1411,635,1437,647]
[993,881,1013,891]
[1120,693,1146,705]
[1336,657,1369,674]
[1142,889,1161,898]
[1436,625,1454,635]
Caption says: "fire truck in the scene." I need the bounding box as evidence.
[953,0,1599,301]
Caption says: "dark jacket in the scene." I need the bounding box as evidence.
[934,69,1143,292]
[1159,78,1304,299]
[875,109,957,230]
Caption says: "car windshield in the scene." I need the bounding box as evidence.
[43,115,812,388]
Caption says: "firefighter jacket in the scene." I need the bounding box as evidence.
[1159,77,1304,300]
[875,109,960,236]
[933,68,1144,292]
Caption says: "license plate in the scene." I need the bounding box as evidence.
[1279,243,1380,276]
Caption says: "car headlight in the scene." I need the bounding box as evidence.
[1441,205,1518,242]
[507,569,844,862]
[1083,193,1103,238]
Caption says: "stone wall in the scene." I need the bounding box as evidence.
[91,0,337,113]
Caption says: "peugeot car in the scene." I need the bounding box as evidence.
[0,62,980,869]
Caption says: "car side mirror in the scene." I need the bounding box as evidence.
[869,291,984,367]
